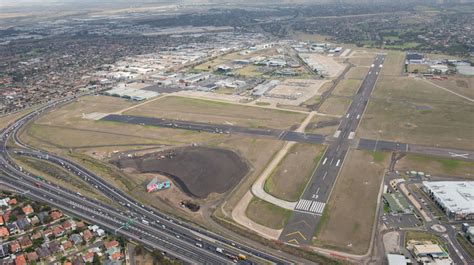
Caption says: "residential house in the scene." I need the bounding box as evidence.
[26,251,38,263]
[9,241,20,253]
[19,237,32,250]
[0,227,9,238]
[50,210,62,220]
[15,218,30,231]
[53,226,65,237]
[83,252,94,263]
[0,244,9,258]
[70,234,83,245]
[48,241,61,254]
[36,246,51,260]
[14,254,26,265]
[62,241,73,252]
[21,205,34,216]
[82,229,93,242]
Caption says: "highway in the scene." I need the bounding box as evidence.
[0,96,292,264]
[280,54,386,244]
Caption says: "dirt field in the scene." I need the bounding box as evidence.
[305,115,341,135]
[429,76,474,100]
[332,79,362,97]
[265,144,325,202]
[318,96,352,116]
[345,67,369,80]
[246,197,291,230]
[112,146,249,198]
[125,96,306,129]
[314,150,388,254]
[396,154,474,180]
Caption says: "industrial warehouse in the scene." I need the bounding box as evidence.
[422,181,474,220]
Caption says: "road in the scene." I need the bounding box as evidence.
[279,54,386,245]
[0,96,292,264]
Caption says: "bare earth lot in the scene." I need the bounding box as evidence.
[265,144,325,202]
[314,150,388,254]
[125,96,306,129]
[111,146,249,198]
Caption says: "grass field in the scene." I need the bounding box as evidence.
[264,144,325,202]
[348,56,376,67]
[332,79,362,97]
[429,76,474,100]
[125,96,306,129]
[396,154,474,179]
[246,197,291,230]
[359,98,474,150]
[345,67,369,80]
[318,96,352,116]
[314,150,388,254]
[380,51,405,76]
[305,115,341,135]
[405,231,443,246]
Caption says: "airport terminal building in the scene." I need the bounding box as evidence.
[422,181,474,220]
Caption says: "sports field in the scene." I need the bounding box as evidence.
[314,150,388,254]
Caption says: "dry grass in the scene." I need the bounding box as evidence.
[380,51,405,76]
[125,96,306,129]
[314,150,388,254]
[265,144,325,202]
[396,154,474,180]
[429,76,474,100]
[318,96,352,116]
[219,137,285,216]
[246,197,291,230]
[358,98,474,149]
[333,79,362,97]
[345,67,369,80]
[361,75,474,149]
[305,115,341,135]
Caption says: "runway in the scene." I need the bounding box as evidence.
[279,54,386,245]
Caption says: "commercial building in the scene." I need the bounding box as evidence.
[406,52,425,64]
[412,243,452,265]
[103,88,159,101]
[386,254,408,265]
[422,181,474,220]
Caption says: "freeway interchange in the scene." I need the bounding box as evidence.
[0,97,291,264]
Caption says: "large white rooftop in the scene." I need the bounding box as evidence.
[423,181,474,215]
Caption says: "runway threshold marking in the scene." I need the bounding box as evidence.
[322,157,328,165]
[285,231,307,241]
[287,239,299,245]
[335,159,341,167]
